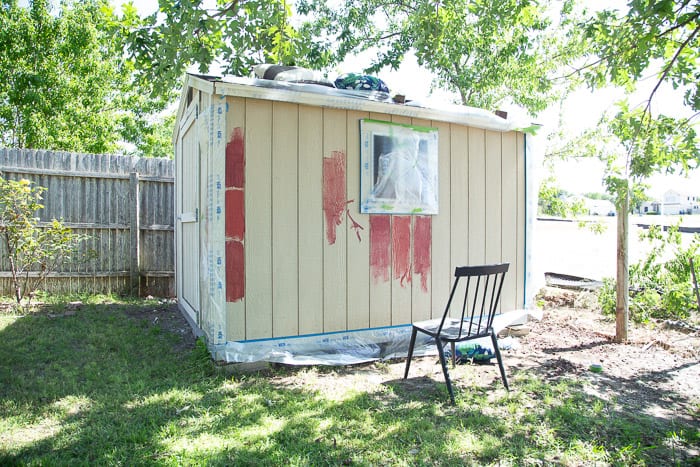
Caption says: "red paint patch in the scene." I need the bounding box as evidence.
[226,127,245,189]
[225,127,245,302]
[226,240,245,302]
[322,150,346,245]
[225,189,245,241]
[370,215,391,284]
[392,216,412,287]
[413,216,432,293]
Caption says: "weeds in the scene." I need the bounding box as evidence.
[599,223,700,323]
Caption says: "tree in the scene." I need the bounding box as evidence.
[538,176,585,218]
[571,103,698,338]
[0,0,174,157]
[115,0,331,97]
[297,0,578,114]
[0,176,91,305]
[575,0,700,341]
[116,0,579,114]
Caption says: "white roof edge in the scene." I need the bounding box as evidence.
[186,74,527,133]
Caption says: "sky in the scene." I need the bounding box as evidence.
[20,0,700,199]
[319,33,700,200]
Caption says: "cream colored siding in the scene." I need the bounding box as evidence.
[297,105,325,335]
[516,133,527,307]
[468,127,486,267]
[245,100,273,339]
[322,108,348,332]
[176,77,528,343]
[272,102,300,337]
[501,131,519,311]
[346,110,371,330]
[431,122,452,320]
[485,130,503,266]
[449,126,470,273]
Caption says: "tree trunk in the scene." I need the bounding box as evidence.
[615,192,629,342]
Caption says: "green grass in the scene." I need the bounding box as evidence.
[1,300,698,466]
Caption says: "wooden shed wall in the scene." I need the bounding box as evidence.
[218,97,526,342]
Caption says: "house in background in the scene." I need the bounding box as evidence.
[584,198,615,216]
[638,190,699,215]
[662,190,699,215]
[638,199,662,215]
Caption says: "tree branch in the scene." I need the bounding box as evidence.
[378,31,402,41]
[644,24,700,117]
[206,0,241,20]
[656,10,700,39]
[674,0,694,16]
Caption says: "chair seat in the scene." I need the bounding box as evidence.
[413,317,490,341]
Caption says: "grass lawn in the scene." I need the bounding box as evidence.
[1,298,698,466]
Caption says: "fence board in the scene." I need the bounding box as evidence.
[0,148,174,297]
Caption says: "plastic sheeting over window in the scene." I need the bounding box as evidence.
[210,309,542,365]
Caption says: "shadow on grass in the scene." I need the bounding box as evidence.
[0,304,698,465]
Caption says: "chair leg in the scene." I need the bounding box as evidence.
[450,342,456,367]
[436,340,456,404]
[403,327,418,379]
[490,332,509,391]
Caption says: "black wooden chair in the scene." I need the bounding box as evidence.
[404,263,510,404]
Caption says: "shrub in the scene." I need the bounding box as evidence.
[0,176,93,305]
[598,223,699,322]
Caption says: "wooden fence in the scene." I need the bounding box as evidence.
[0,148,175,297]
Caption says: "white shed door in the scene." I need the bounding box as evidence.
[177,114,200,323]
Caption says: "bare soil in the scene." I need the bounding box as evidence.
[513,288,700,425]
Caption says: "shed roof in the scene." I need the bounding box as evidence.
[182,73,530,133]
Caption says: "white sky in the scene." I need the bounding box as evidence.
[22,0,700,198]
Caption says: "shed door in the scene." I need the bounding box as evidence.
[177,112,200,323]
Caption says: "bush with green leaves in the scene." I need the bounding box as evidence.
[0,176,92,305]
[538,176,587,218]
[598,224,700,322]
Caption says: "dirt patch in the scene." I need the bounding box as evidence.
[123,300,198,354]
[512,288,700,424]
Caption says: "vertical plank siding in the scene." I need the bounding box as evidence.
[0,148,175,297]
[297,105,324,335]
[244,99,274,339]
[205,98,527,342]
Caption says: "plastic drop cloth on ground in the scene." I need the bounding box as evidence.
[211,308,542,365]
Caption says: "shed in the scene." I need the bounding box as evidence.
[174,73,538,364]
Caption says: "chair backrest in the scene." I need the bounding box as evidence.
[437,263,510,339]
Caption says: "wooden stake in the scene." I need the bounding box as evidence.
[615,193,629,343]
[690,257,700,314]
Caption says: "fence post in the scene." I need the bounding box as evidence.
[130,172,141,295]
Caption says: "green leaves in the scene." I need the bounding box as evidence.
[600,223,700,322]
[0,1,177,157]
[582,0,700,111]
[298,0,579,114]
[537,176,587,218]
[0,1,118,152]
[117,0,329,96]
[0,176,92,305]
